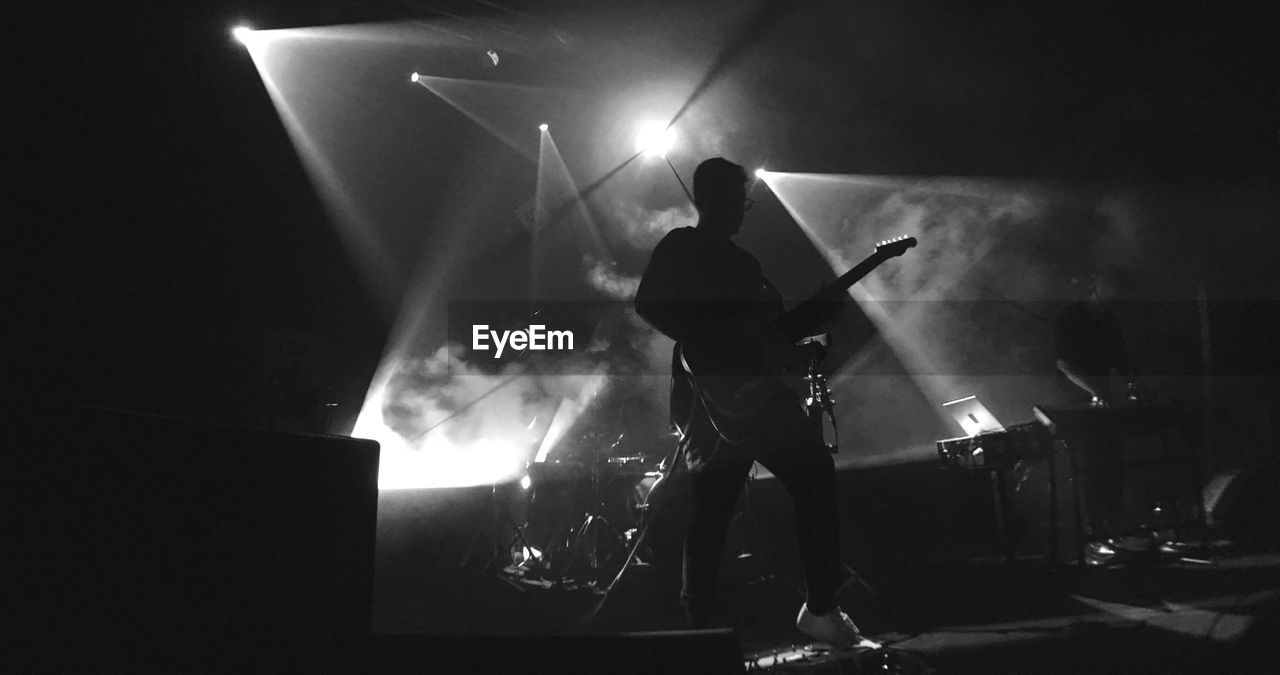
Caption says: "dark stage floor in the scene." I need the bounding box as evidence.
[13,408,1279,673]
[372,481,1280,673]
[373,553,1279,673]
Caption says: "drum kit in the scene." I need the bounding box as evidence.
[500,430,687,591]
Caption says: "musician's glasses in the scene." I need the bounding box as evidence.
[743,198,755,211]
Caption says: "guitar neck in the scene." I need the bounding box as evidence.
[775,251,890,338]
[826,253,891,300]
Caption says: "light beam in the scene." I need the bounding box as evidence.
[757,171,1058,465]
[412,74,551,161]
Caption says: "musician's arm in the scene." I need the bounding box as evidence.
[1056,358,1113,403]
[636,294,769,347]
[635,233,748,344]
[635,235,802,370]
[780,294,845,342]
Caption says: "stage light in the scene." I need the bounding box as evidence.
[520,474,532,490]
[410,72,420,83]
[755,168,768,178]
[635,121,676,158]
[231,25,253,44]
[539,123,549,132]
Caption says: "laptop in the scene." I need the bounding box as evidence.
[943,395,1005,437]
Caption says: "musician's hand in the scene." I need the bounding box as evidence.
[774,343,813,372]
[788,297,843,338]
[1085,376,1112,404]
[747,324,809,373]
[798,338,828,363]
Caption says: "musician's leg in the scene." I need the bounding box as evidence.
[1075,432,1123,538]
[1097,435,1125,532]
[681,447,753,627]
[754,398,841,615]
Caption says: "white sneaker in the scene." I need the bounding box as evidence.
[795,603,882,651]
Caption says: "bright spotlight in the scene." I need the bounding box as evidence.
[538,123,549,132]
[231,25,253,44]
[410,72,420,83]
[519,474,532,490]
[755,168,768,178]
[635,121,676,158]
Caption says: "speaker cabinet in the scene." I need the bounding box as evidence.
[7,406,380,639]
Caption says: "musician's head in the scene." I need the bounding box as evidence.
[693,157,749,236]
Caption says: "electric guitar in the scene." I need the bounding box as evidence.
[679,235,917,422]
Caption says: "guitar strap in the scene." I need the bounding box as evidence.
[669,344,697,438]
[675,343,747,446]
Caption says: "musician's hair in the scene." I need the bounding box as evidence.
[692,157,747,212]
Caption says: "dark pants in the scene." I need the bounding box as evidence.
[680,392,842,627]
[1071,431,1124,538]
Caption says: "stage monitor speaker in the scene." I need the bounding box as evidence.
[7,406,380,640]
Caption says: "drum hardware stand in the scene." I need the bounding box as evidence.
[570,437,685,632]
[414,319,543,577]
[458,480,535,576]
[553,432,627,589]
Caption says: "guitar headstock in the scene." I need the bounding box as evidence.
[875,235,917,258]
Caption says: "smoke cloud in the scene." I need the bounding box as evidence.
[380,344,545,445]
[584,256,641,300]
[609,202,698,252]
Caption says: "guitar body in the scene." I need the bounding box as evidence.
[678,236,916,425]
[679,341,784,422]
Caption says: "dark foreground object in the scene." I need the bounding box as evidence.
[8,631,746,674]
[4,407,745,673]
[7,407,1278,672]
[8,406,381,639]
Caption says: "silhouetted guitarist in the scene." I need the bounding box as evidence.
[635,157,896,649]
